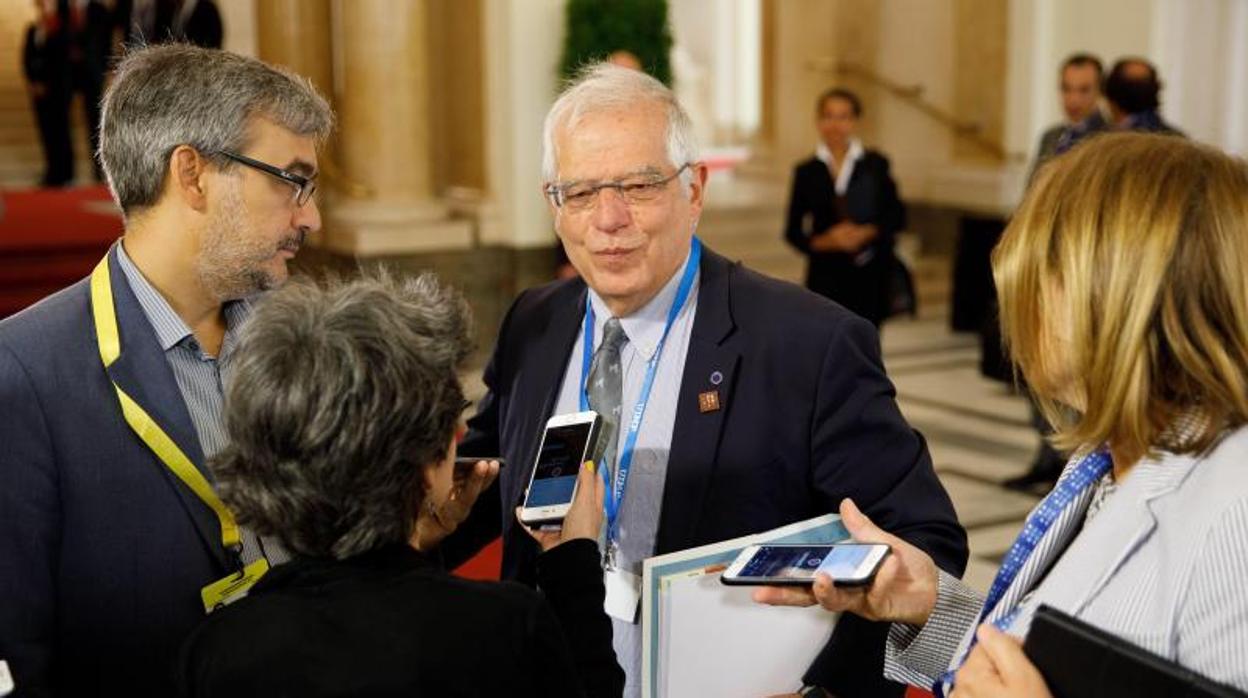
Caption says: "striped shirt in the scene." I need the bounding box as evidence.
[884,411,1248,689]
[552,248,699,698]
[115,244,288,567]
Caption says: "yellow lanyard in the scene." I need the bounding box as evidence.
[89,255,242,556]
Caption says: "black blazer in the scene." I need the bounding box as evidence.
[177,540,623,698]
[784,151,906,323]
[0,245,242,697]
[450,246,967,696]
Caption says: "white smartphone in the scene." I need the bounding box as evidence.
[518,411,602,527]
[720,543,890,587]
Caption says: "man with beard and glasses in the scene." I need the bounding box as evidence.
[0,44,347,697]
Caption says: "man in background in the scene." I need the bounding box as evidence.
[1025,52,1107,185]
[1104,57,1184,135]
[1008,52,1107,492]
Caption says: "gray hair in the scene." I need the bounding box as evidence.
[541,63,699,188]
[99,43,334,216]
[211,271,473,560]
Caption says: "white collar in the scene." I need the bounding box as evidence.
[815,138,865,195]
[815,137,864,167]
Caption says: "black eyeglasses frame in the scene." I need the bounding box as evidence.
[217,150,317,206]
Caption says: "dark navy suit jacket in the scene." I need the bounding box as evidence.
[0,245,234,697]
[450,246,968,696]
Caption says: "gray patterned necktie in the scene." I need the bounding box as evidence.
[586,317,628,473]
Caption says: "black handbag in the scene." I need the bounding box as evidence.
[885,251,917,319]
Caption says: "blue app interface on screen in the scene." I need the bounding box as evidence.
[526,422,591,507]
[740,545,872,580]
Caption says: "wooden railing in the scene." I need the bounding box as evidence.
[807,58,1017,162]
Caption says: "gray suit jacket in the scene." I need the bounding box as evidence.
[0,245,233,697]
[888,425,1248,691]
[1027,124,1066,185]
[1026,112,1110,187]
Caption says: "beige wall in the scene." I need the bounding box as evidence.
[952,0,1007,162]
[218,0,258,56]
[429,0,487,194]
[1154,0,1248,155]
[872,0,957,178]
[765,0,838,169]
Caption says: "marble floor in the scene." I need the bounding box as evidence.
[881,313,1038,592]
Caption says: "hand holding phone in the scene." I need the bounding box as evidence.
[721,544,890,587]
[750,499,941,627]
[516,460,605,553]
[411,457,501,552]
[518,411,602,527]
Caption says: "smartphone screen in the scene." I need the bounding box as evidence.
[525,421,594,508]
[737,545,878,581]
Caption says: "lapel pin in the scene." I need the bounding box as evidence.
[698,390,721,413]
[710,370,723,386]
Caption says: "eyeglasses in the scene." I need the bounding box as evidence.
[545,163,692,211]
[217,150,317,207]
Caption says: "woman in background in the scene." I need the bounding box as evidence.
[783,87,906,326]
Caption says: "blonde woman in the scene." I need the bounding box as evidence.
[758,132,1248,696]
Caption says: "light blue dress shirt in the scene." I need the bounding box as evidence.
[551,247,699,698]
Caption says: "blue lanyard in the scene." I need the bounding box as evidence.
[579,237,702,546]
[933,447,1113,697]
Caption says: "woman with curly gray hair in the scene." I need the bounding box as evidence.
[177,273,622,697]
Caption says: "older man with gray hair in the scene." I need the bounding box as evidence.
[0,44,363,697]
[449,63,968,697]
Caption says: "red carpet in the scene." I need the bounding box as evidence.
[452,537,503,580]
[0,185,123,319]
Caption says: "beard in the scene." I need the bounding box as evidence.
[196,180,304,302]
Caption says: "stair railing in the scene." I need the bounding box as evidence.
[807,58,1020,162]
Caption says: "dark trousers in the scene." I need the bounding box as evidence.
[32,91,74,187]
[806,253,890,327]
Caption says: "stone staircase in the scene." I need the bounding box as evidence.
[697,170,952,317]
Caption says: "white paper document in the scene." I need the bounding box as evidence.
[641,514,850,698]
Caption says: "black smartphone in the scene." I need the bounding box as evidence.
[454,456,506,469]
[452,457,504,482]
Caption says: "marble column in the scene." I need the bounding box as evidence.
[255,0,333,99]
[327,0,471,256]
